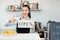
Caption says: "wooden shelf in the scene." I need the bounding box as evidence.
[6,9,41,12]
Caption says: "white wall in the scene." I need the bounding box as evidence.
[0,0,60,28]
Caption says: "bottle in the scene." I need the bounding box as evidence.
[38,29,44,38]
[20,0,23,9]
[37,3,38,9]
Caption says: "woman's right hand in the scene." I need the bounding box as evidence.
[9,16,16,22]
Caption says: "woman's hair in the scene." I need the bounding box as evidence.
[22,5,31,18]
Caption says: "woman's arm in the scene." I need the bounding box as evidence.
[5,16,17,26]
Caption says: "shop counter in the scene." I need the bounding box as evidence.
[0,33,41,40]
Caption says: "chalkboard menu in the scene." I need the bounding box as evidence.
[47,21,60,40]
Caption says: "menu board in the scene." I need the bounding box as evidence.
[51,24,60,40]
[48,22,60,40]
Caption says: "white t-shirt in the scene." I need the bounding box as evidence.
[5,17,35,33]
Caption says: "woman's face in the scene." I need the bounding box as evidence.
[22,7,29,17]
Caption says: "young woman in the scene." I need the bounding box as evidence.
[7,5,35,33]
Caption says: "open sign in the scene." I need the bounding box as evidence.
[18,20,34,28]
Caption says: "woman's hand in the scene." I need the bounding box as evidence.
[9,16,16,22]
[31,22,35,28]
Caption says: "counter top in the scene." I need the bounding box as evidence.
[0,33,41,40]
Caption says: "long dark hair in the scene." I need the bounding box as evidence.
[22,5,31,18]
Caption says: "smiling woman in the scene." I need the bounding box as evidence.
[5,5,35,33]
[16,5,35,33]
